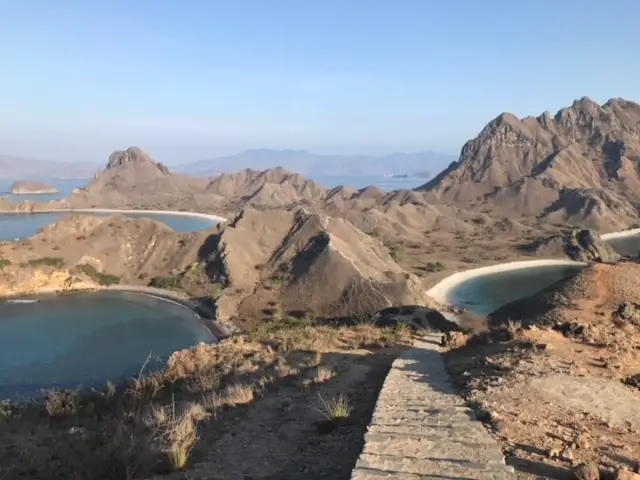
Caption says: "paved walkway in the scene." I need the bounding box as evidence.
[351,333,515,479]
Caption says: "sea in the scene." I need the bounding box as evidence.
[0,174,425,203]
[0,291,214,398]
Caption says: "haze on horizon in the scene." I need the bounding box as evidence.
[0,0,638,165]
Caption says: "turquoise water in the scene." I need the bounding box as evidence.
[449,264,585,316]
[0,211,219,241]
[0,291,214,399]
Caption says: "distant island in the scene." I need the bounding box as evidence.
[385,171,432,179]
[8,181,59,195]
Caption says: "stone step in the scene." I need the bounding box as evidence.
[367,421,490,437]
[371,408,476,424]
[354,454,515,478]
[351,465,515,480]
[361,435,506,463]
[364,429,498,446]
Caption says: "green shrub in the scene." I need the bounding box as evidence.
[148,276,182,290]
[0,259,11,271]
[28,257,64,268]
[423,261,445,272]
[389,245,404,262]
[77,264,121,286]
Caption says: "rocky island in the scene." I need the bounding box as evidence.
[0,97,640,479]
[8,180,59,195]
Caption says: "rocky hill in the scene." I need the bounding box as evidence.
[203,207,436,325]
[418,97,640,231]
[0,214,215,282]
[67,147,209,209]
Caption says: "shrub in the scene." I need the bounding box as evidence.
[28,256,64,268]
[389,245,404,262]
[149,276,183,290]
[77,264,121,286]
[0,259,11,270]
[423,261,445,272]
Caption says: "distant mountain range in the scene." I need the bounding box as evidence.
[0,149,455,180]
[175,149,456,177]
[0,155,100,179]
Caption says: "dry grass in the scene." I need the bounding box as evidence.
[0,316,412,479]
[316,393,351,421]
[313,365,335,384]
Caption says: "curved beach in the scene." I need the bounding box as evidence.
[42,207,228,224]
[426,259,587,307]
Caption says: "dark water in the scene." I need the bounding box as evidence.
[0,291,214,399]
[0,211,220,241]
[448,264,585,316]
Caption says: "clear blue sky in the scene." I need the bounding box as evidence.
[0,0,638,163]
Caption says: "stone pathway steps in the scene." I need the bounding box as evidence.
[351,333,515,480]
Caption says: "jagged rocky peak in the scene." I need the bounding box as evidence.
[106,147,170,174]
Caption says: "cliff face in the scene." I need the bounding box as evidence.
[418,97,640,230]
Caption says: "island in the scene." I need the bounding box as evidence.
[8,180,59,195]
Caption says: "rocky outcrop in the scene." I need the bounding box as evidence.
[418,97,640,230]
[8,181,59,195]
[204,207,435,323]
[105,147,170,175]
[67,147,209,209]
[0,267,97,297]
[533,228,621,263]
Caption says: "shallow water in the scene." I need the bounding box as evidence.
[603,234,640,258]
[0,291,214,399]
[448,264,585,316]
[0,211,219,241]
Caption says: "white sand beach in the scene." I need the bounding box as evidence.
[44,208,228,223]
[426,259,587,307]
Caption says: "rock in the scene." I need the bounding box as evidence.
[614,470,640,480]
[8,180,59,195]
[570,463,600,480]
[573,434,591,449]
[534,228,621,263]
[616,303,640,326]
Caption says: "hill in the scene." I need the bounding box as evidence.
[67,147,209,209]
[178,149,455,177]
[418,97,640,231]
[203,207,437,326]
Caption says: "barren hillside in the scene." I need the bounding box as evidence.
[419,97,640,231]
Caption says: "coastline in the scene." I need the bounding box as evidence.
[0,284,231,341]
[426,259,588,307]
[37,208,229,224]
[600,228,640,240]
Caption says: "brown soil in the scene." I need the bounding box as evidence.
[444,262,640,479]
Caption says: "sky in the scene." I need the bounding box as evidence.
[0,0,638,164]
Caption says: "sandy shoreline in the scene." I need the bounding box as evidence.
[427,227,639,309]
[42,208,229,224]
[426,259,588,307]
[600,227,640,240]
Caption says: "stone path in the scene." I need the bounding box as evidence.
[351,333,515,479]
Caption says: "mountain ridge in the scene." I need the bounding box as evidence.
[417,96,640,230]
